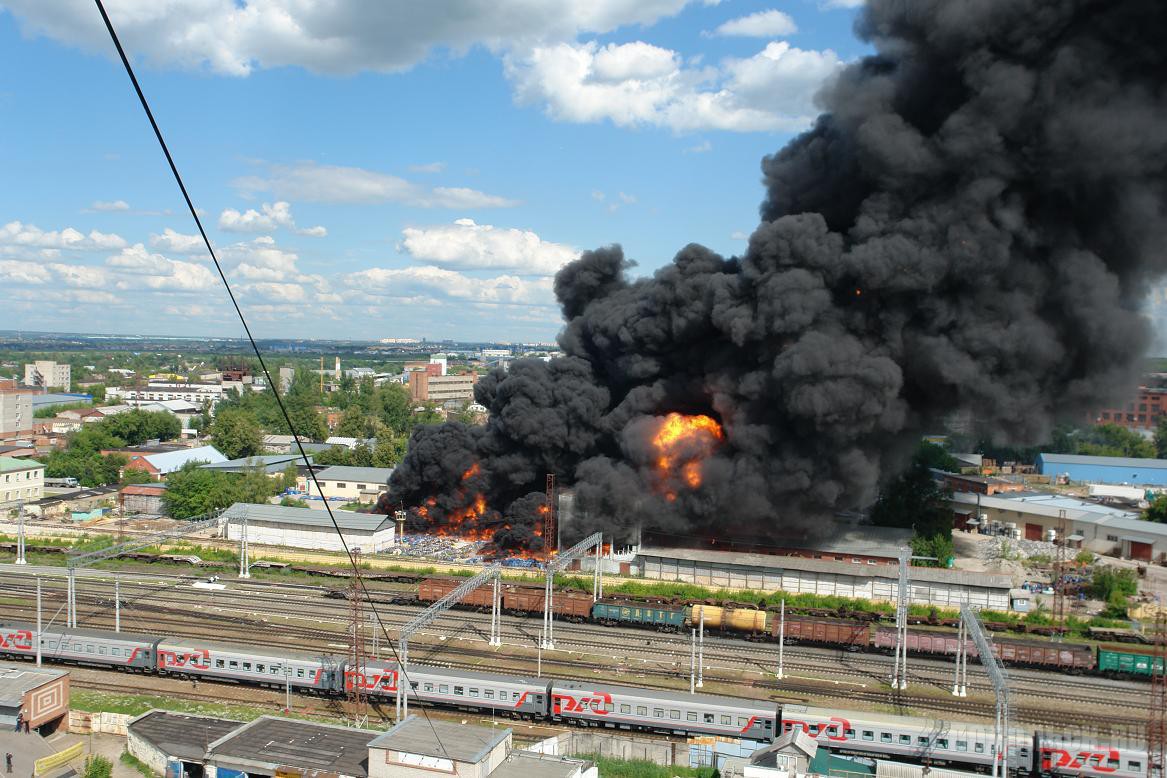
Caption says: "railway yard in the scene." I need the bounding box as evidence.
[0,563,1152,742]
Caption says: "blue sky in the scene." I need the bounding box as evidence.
[0,0,869,342]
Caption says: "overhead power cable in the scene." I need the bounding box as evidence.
[91,0,451,755]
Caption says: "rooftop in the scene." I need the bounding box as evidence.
[201,453,309,474]
[637,545,1012,589]
[369,716,509,763]
[222,502,393,532]
[315,465,395,485]
[144,445,227,474]
[490,751,591,778]
[129,711,242,762]
[33,486,118,506]
[207,716,375,777]
[118,483,168,496]
[0,456,43,472]
[0,664,66,706]
[952,491,1167,539]
[1038,452,1167,470]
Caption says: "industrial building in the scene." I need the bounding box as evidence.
[951,491,1167,562]
[635,547,1013,610]
[223,502,397,553]
[645,524,912,565]
[119,444,227,479]
[0,664,69,733]
[118,483,168,515]
[1035,452,1167,486]
[1091,382,1167,431]
[0,455,44,505]
[304,465,394,503]
[128,712,595,778]
[408,371,476,405]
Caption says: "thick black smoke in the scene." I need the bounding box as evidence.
[379,0,1167,549]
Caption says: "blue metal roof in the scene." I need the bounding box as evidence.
[1038,453,1167,469]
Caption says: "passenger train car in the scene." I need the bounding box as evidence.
[0,620,1146,776]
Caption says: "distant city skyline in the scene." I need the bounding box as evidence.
[0,1,869,341]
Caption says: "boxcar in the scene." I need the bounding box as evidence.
[1,622,158,671]
[592,600,686,631]
[1097,643,1164,677]
[994,637,1093,672]
[418,577,593,622]
[156,637,342,693]
[780,617,871,649]
[549,680,776,741]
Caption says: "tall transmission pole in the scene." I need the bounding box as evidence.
[347,549,368,729]
[544,473,557,556]
[1052,509,1068,629]
[1150,606,1166,778]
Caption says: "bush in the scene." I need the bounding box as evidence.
[83,755,113,778]
[1090,566,1137,600]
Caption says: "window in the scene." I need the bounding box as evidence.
[336,482,347,488]
[271,666,279,675]
[86,644,94,653]
[975,743,985,754]
[900,735,911,744]
[621,705,631,714]
[297,669,304,678]
[454,686,464,696]
[439,684,449,694]
[956,741,968,752]
[604,701,615,713]
[704,714,714,724]
[1129,762,1142,771]
[809,725,820,735]
[256,663,265,673]
[424,683,434,692]
[687,713,697,722]
[469,688,479,697]
[243,662,252,671]
[485,690,494,699]
[937,739,948,749]
[881,734,892,744]
[740,717,750,728]
[845,729,855,738]
[653,708,664,718]
[637,706,648,716]
[229,660,239,669]
[99,646,107,655]
[721,715,732,725]
[358,484,366,490]
[862,731,874,742]
[671,711,681,720]
[216,659,225,668]
[1107,758,1119,769]
[918,737,929,745]
[1107,534,1119,542]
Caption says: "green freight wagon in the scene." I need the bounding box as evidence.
[592,600,686,632]
[1097,643,1164,677]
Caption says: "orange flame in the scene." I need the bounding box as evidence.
[651,412,723,493]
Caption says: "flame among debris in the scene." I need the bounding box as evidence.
[651,413,724,499]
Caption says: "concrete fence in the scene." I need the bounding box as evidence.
[69,710,131,736]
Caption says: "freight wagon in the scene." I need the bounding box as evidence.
[591,600,686,631]
[871,626,1095,672]
[1097,644,1165,677]
[418,576,593,622]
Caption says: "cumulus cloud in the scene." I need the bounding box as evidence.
[506,39,842,132]
[400,218,578,276]
[685,139,712,153]
[89,199,130,211]
[234,163,518,209]
[0,260,53,285]
[1,0,692,76]
[409,162,446,173]
[710,9,797,37]
[150,228,204,253]
[106,244,219,291]
[0,220,126,251]
[821,0,864,7]
[347,265,554,307]
[218,201,326,236]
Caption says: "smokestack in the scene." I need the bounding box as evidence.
[381,0,1167,551]
[334,357,341,380]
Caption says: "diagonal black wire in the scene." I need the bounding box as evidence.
[91,0,451,752]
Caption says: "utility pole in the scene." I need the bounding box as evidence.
[35,575,41,667]
[114,579,120,633]
[15,503,26,566]
[1149,606,1166,778]
[690,628,696,693]
[891,548,910,690]
[696,606,705,689]
[489,575,502,647]
[238,518,250,578]
[952,617,968,697]
[348,549,368,729]
[777,599,785,680]
[1052,508,1068,629]
[285,664,292,713]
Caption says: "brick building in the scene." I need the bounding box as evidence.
[1091,384,1167,430]
[0,664,69,733]
[408,371,476,405]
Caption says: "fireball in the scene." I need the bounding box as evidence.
[651,412,724,493]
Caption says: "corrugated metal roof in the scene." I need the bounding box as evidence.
[0,456,42,471]
[368,716,509,763]
[144,445,226,473]
[222,502,393,532]
[201,454,308,473]
[315,465,394,484]
[129,711,244,763]
[1038,452,1167,469]
[207,716,377,776]
[637,546,1012,588]
[951,492,1167,538]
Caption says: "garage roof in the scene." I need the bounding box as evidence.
[222,502,394,532]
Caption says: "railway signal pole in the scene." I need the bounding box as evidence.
[777,599,785,680]
[891,548,911,690]
[1052,509,1068,629]
[1149,606,1166,778]
[951,616,968,697]
[115,579,120,633]
[15,503,26,566]
[347,549,367,729]
[540,531,603,650]
[961,604,1010,778]
[35,575,42,667]
[690,628,696,694]
[696,606,705,689]
[238,518,251,579]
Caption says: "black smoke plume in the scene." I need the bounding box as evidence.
[377,0,1167,549]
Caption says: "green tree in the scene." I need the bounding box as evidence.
[870,442,955,565]
[377,383,412,433]
[209,408,264,459]
[1144,496,1167,523]
[280,496,309,508]
[1090,566,1138,600]
[162,462,237,518]
[334,405,370,439]
[372,433,407,467]
[103,409,181,445]
[1155,417,1167,458]
[119,467,154,486]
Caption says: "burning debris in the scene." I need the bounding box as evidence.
[378,0,1167,552]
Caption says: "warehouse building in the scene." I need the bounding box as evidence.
[223,502,396,553]
[304,465,394,503]
[1035,452,1167,486]
[951,491,1167,562]
[636,547,1013,610]
[0,664,69,733]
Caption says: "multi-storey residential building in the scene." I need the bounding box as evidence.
[109,381,225,407]
[0,385,33,438]
[1,456,44,505]
[23,361,71,391]
[408,371,476,405]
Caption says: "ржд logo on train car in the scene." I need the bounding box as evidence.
[346,668,397,692]
[0,629,32,651]
[1040,747,1120,773]
[552,691,613,715]
[785,717,851,742]
[158,648,211,669]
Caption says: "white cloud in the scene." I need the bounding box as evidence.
[0,220,126,251]
[89,199,130,211]
[408,162,446,174]
[685,139,712,153]
[618,192,637,204]
[730,230,749,240]
[710,9,797,37]
[234,163,518,209]
[150,228,204,253]
[218,201,326,236]
[401,219,578,276]
[821,0,865,7]
[0,260,52,285]
[506,39,842,132]
[347,265,554,307]
[591,191,606,201]
[2,0,693,76]
[106,244,219,291]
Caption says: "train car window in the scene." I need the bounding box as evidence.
[899,735,911,745]
[721,715,732,725]
[881,734,892,743]
[764,721,772,730]
[110,648,119,656]
[937,739,948,749]
[809,725,820,735]
[271,666,279,675]
[424,683,433,692]
[917,737,928,746]
[604,701,614,713]
[1128,761,1142,771]
[975,743,985,754]
[230,660,239,668]
[440,685,449,694]
[86,644,94,653]
[845,729,855,738]
[704,714,714,724]
[688,713,697,722]
[411,682,419,690]
[454,686,464,696]
[653,708,664,718]
[671,711,680,720]
[243,662,252,671]
[216,659,224,668]
[485,690,494,699]
[739,718,749,728]
[784,723,793,732]
[862,731,874,741]
[380,678,392,688]
[256,663,265,672]
[99,646,107,655]
[469,688,479,697]
[297,669,304,677]
[1107,758,1119,768]
[956,741,967,751]
[622,705,632,714]
[637,706,648,716]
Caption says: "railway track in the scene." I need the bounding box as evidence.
[0,568,1151,730]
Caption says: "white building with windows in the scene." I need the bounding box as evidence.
[302,465,394,503]
[1,456,44,505]
[222,502,395,552]
[24,361,71,391]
